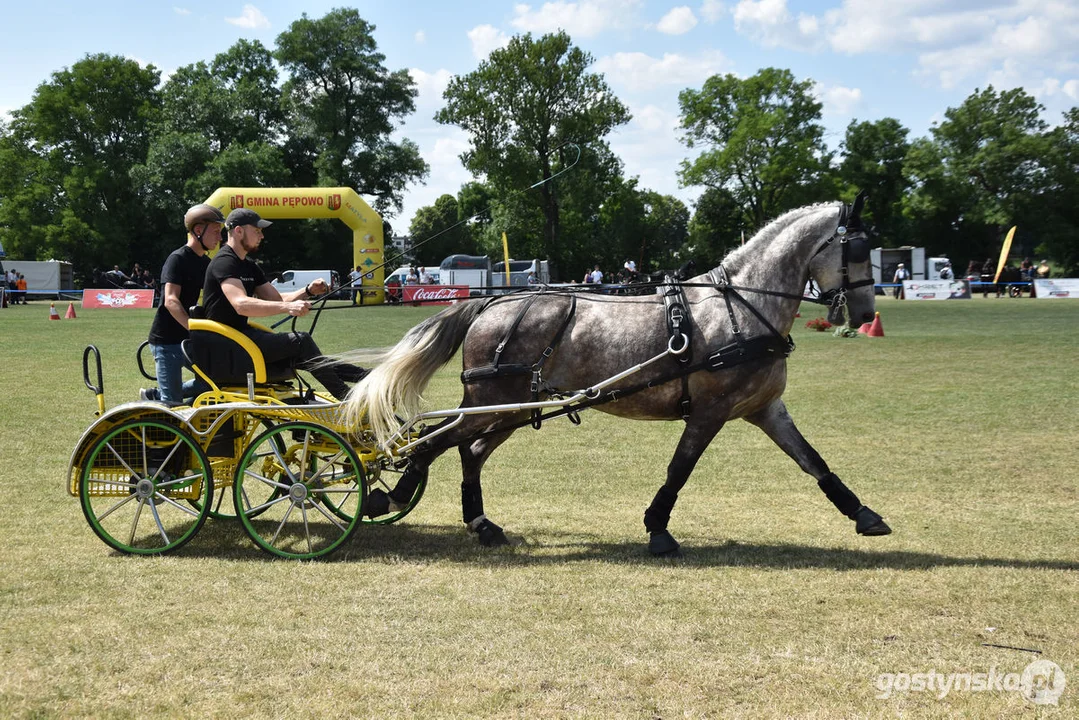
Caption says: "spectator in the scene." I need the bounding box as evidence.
[350,265,363,303]
[406,265,419,285]
[6,267,16,297]
[1036,259,1051,279]
[590,265,603,284]
[527,270,538,286]
[419,267,434,284]
[202,208,366,401]
[939,262,954,280]
[892,263,909,299]
[15,273,27,304]
[140,203,224,405]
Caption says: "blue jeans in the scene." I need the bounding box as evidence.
[150,342,208,404]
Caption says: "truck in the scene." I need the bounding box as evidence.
[492,258,551,289]
[270,269,344,297]
[439,254,490,296]
[869,247,951,286]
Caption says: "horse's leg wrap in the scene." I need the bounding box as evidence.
[817,473,861,518]
[644,486,679,533]
[389,461,428,505]
[818,473,892,535]
[461,481,484,525]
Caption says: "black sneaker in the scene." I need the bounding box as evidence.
[139,388,159,402]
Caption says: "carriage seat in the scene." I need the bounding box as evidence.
[184,308,295,386]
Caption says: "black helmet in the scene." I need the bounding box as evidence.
[184,204,225,232]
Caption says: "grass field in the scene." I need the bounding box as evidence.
[1,294,1076,718]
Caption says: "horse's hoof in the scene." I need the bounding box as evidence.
[648,530,682,557]
[854,506,892,536]
[475,519,509,547]
[364,488,390,518]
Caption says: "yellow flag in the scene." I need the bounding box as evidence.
[993,226,1017,283]
[501,232,511,286]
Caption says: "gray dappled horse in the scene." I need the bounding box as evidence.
[345,197,891,556]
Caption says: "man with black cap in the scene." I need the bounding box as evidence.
[141,203,225,404]
[202,208,365,401]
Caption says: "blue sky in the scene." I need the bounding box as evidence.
[2,1,1077,233]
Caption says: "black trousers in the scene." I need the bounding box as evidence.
[244,329,361,400]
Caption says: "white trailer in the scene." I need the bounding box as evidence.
[869,247,952,284]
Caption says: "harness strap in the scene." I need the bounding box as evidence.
[660,275,693,419]
[492,291,542,368]
[531,294,577,429]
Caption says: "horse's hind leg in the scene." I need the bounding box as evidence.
[745,399,891,536]
[644,418,727,557]
[459,427,520,546]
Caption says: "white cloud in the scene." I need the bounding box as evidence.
[732,0,823,51]
[700,0,725,24]
[594,50,730,92]
[173,7,191,15]
[510,1,642,38]
[225,4,270,30]
[409,68,453,110]
[468,24,510,59]
[657,6,698,35]
[415,30,427,44]
[813,82,863,116]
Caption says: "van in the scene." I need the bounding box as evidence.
[270,269,343,297]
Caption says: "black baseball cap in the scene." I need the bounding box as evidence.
[226,208,272,229]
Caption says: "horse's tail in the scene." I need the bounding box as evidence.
[343,300,490,447]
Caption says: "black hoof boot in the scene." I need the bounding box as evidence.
[648,530,682,557]
[365,488,390,518]
[854,506,892,536]
[474,519,509,547]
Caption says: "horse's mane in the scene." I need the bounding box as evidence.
[720,202,841,276]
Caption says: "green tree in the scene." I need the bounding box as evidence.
[687,187,744,268]
[0,54,160,280]
[678,67,831,229]
[437,31,631,268]
[903,86,1051,263]
[408,194,472,265]
[838,118,910,244]
[1035,108,1079,274]
[275,8,428,214]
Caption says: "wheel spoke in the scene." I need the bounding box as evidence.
[306,449,348,485]
[148,497,171,545]
[153,492,201,517]
[91,477,138,490]
[301,503,312,554]
[105,442,141,480]
[157,471,204,489]
[309,496,348,532]
[244,468,291,491]
[270,501,297,545]
[246,493,291,515]
[96,492,138,521]
[269,443,298,484]
[128,498,146,545]
[148,440,185,484]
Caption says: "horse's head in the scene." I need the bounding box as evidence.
[808,192,876,326]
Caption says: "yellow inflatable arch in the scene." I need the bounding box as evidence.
[203,187,385,304]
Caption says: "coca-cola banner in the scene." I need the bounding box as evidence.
[402,285,470,305]
[82,288,155,309]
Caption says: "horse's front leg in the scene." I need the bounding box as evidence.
[459,427,519,547]
[745,399,891,536]
[644,417,726,557]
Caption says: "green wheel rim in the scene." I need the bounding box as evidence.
[234,422,364,559]
[79,420,212,555]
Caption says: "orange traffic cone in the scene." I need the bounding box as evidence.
[48,303,61,320]
[65,302,77,319]
[857,322,872,335]
[866,312,884,337]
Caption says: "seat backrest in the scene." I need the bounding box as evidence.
[186,318,294,385]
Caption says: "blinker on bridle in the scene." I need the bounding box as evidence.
[814,191,873,309]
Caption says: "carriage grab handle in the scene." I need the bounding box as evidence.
[668,333,690,355]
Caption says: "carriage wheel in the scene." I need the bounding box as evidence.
[233,422,365,559]
[79,419,212,555]
[1009,284,1022,298]
[361,458,428,525]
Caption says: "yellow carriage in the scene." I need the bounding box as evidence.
[68,319,425,559]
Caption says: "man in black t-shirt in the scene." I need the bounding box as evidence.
[203,208,365,401]
[142,204,225,404]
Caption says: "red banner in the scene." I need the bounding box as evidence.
[82,288,155,309]
[402,285,470,305]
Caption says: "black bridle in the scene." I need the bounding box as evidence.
[812,191,874,310]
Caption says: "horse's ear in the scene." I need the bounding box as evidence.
[851,191,869,226]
